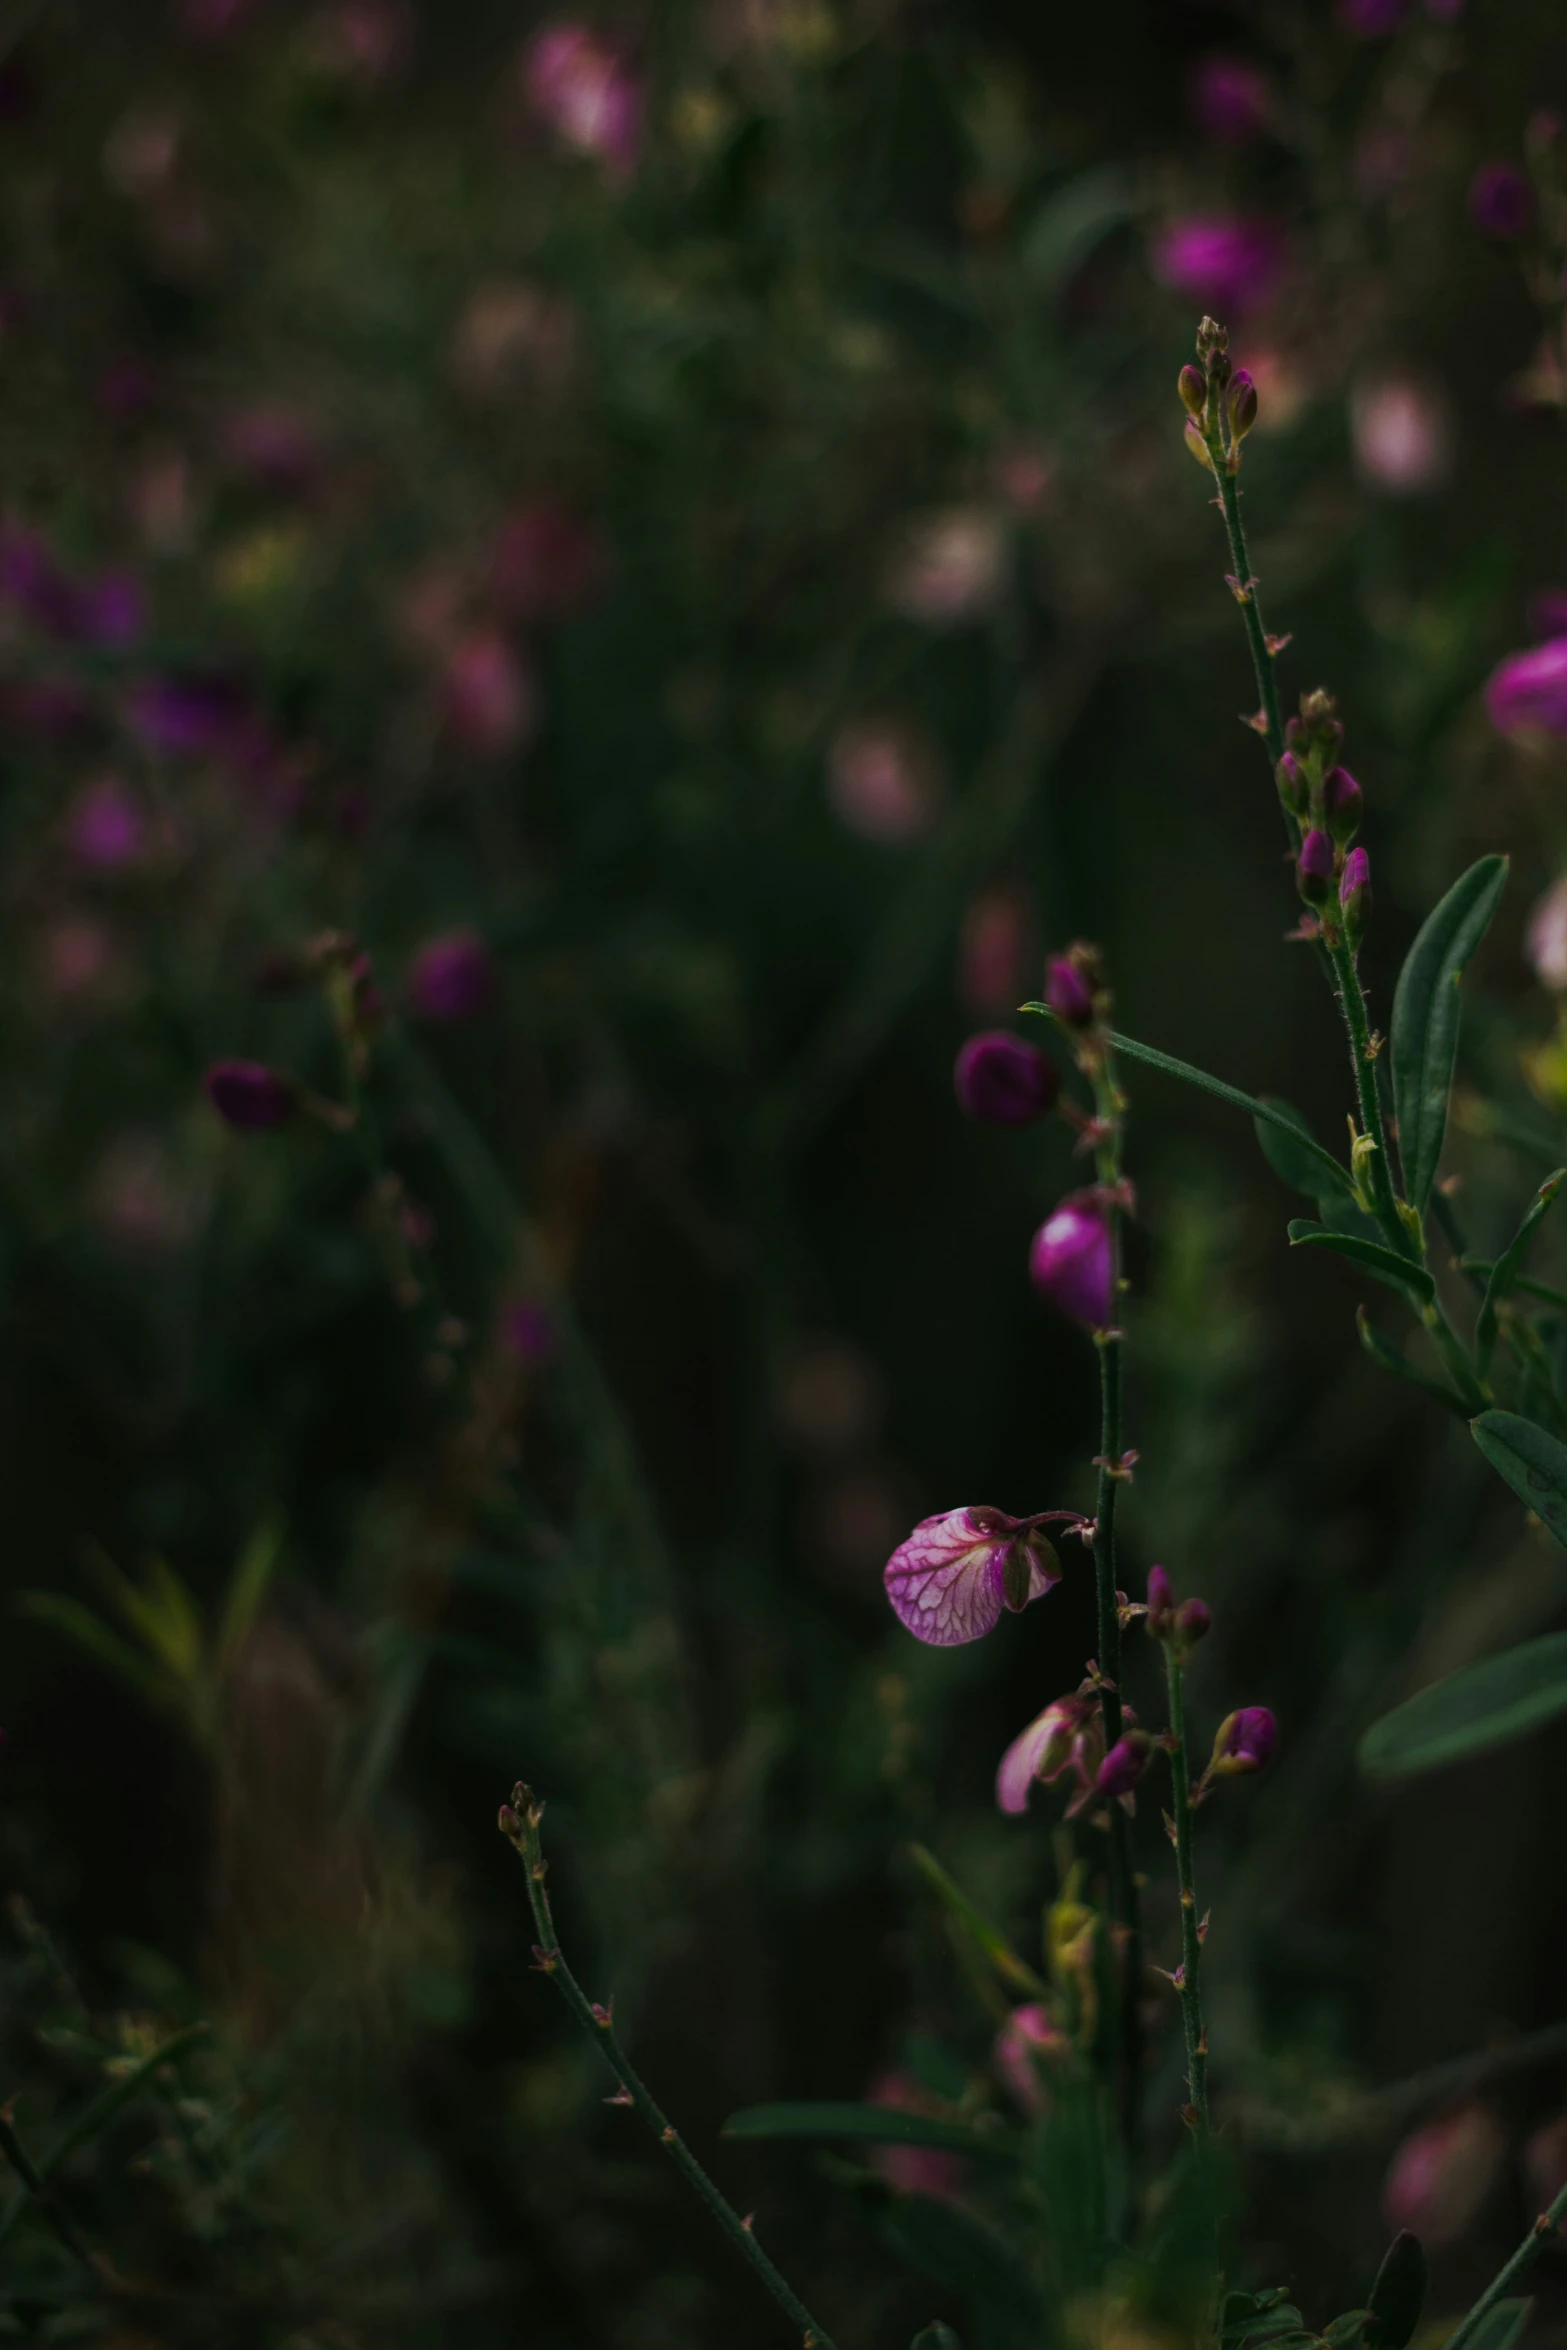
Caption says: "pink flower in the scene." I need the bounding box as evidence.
[442,630,538,755]
[1350,378,1452,494]
[1382,2106,1505,2246]
[995,1691,1102,1817]
[826,718,943,845]
[406,928,497,1021]
[1028,1192,1115,1329]
[503,1299,559,1365]
[884,1506,1061,1647]
[1527,878,1567,990]
[1152,217,1283,315]
[885,506,1007,627]
[1486,637,1567,736]
[1188,55,1272,145]
[865,2071,964,2202]
[523,22,641,179]
[67,777,144,870]
[993,2005,1070,2115]
[958,886,1029,1012]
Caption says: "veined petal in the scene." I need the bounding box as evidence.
[884,1506,1013,1646]
[996,1702,1072,1814]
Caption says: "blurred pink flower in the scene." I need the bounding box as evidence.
[487,501,608,622]
[959,885,1029,1012]
[993,2004,1069,2116]
[827,718,943,845]
[75,567,146,652]
[1188,55,1272,145]
[991,441,1055,515]
[1470,164,1532,239]
[1526,878,1567,990]
[224,404,323,495]
[67,777,144,870]
[406,928,498,1020]
[1486,638,1567,736]
[502,1299,559,1366]
[1350,377,1452,494]
[1152,216,1283,315]
[886,507,1007,627]
[1382,2106,1505,2247]
[442,630,538,755]
[523,23,641,179]
[866,2070,964,2201]
[40,917,116,1003]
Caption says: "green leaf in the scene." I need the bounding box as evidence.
[1019,167,1131,291]
[1471,1410,1567,1547]
[215,1511,285,1676]
[1392,855,1509,1213]
[1464,2301,1532,2350]
[1322,2312,1373,2350]
[908,1844,1048,1997]
[1359,1629,1567,1778]
[1366,2229,1427,2350]
[1254,1097,1360,1205]
[1356,1308,1468,1416]
[911,2327,962,2350]
[1287,1223,1435,1304]
[1476,1173,1567,1376]
[16,1593,178,1717]
[722,2102,1017,2163]
[1076,1028,1354,1199]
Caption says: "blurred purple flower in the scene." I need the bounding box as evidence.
[406,928,497,1021]
[1526,877,1567,990]
[1340,0,1404,31]
[1188,55,1272,145]
[443,630,538,755]
[224,403,323,495]
[74,568,145,652]
[866,2071,964,2202]
[127,672,250,757]
[523,22,641,179]
[1486,637,1567,735]
[67,776,144,870]
[958,885,1029,1013]
[1470,163,1533,238]
[1152,216,1283,315]
[884,1505,1060,1647]
[827,718,943,845]
[180,0,267,36]
[502,1299,558,1365]
[0,526,78,635]
[1383,2107,1505,2246]
[1044,952,1095,1029]
[1350,377,1453,494]
[206,1059,295,1131]
[953,1031,1059,1126]
[1029,1192,1115,1329]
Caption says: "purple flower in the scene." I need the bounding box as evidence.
[127,673,251,758]
[1207,1704,1277,1776]
[1029,1191,1115,1329]
[1485,637,1567,736]
[1043,953,1095,1029]
[1340,0,1404,31]
[74,568,145,652]
[995,1691,1102,1817]
[206,1059,295,1131]
[1296,828,1336,905]
[884,1505,1061,1647]
[1095,1731,1151,1799]
[406,928,498,1021]
[0,526,77,636]
[1340,847,1371,942]
[1383,2107,1506,2248]
[523,21,641,180]
[502,1299,558,1365]
[954,1031,1060,1126]
[67,777,144,870]
[1152,216,1283,316]
[1188,54,1272,145]
[1323,766,1363,841]
[1470,163,1533,239]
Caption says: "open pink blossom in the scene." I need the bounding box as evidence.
[523,22,641,179]
[884,1506,1061,1646]
[995,1690,1101,1815]
[1486,637,1567,736]
[1152,216,1282,315]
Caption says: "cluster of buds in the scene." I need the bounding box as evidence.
[1141,1561,1212,1655]
[1021,940,1124,1332]
[1177,314,1258,477]
[1277,691,1371,949]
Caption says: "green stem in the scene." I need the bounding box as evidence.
[1441,2177,1567,2350]
[501,1789,839,2350]
[1211,464,1288,781]
[1326,939,1408,1255]
[1162,1647,1208,2140]
[0,2111,104,2282]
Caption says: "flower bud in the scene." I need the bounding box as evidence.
[1043,949,1097,1029]
[1227,368,1258,440]
[1275,752,1309,816]
[1178,363,1207,418]
[1145,1564,1176,1636]
[1029,1192,1115,1330]
[1296,828,1336,906]
[1206,1704,1276,1777]
[1340,846,1371,944]
[954,1031,1061,1127]
[1174,1597,1212,1645]
[206,1059,296,1131]
[1095,1731,1151,1799]
[1323,765,1363,843]
[1184,417,1216,472]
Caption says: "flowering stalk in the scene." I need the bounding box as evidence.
[500,1787,840,2350]
[1160,1640,1209,2141]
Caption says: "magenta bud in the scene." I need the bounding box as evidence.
[1296,828,1336,906]
[1145,1564,1176,1636]
[406,928,498,1022]
[954,1031,1061,1127]
[1275,752,1309,816]
[1340,846,1371,944]
[1095,1731,1150,1799]
[206,1059,296,1131]
[1208,1704,1276,1776]
[1175,1596,1212,1645]
[1029,1191,1116,1330]
[1177,364,1207,419]
[1323,765,1363,843]
[1043,952,1096,1030]
[1227,368,1258,440]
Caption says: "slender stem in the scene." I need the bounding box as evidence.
[0,2110,106,2282]
[1211,463,1288,788]
[1327,939,1408,1255]
[1441,2177,1567,2350]
[501,1789,840,2350]
[1162,1647,1208,2140]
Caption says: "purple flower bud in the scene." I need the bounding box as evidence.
[1208,1704,1276,1776]
[1175,1596,1212,1645]
[1275,752,1309,816]
[1188,54,1272,146]
[1340,846,1371,943]
[1177,364,1206,418]
[406,928,498,1022]
[954,1031,1060,1126]
[206,1059,296,1131]
[1145,1564,1176,1635]
[1485,637,1567,736]
[1228,368,1258,440]
[1323,765,1363,842]
[1043,953,1096,1029]
[1470,163,1532,239]
[1095,1731,1150,1799]
[1296,828,1336,906]
[885,1506,1061,1647]
[1029,1191,1115,1330]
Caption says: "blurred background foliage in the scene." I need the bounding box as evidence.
[6,0,1567,2342]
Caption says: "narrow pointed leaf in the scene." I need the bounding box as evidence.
[1366,2229,1427,2350]
[1075,1027,1354,1196]
[1322,2313,1373,2350]
[1471,1410,1567,1547]
[1465,2302,1532,2350]
[1476,1173,1567,1376]
[1392,855,1509,1212]
[216,1511,285,1676]
[16,1593,177,1716]
[1255,1096,1360,1204]
[908,1844,1048,1996]
[1288,1222,1434,1304]
[723,2103,1018,2162]
[1356,1308,1467,1417]
[1359,1630,1567,1778]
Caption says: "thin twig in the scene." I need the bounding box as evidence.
[1441,2176,1567,2350]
